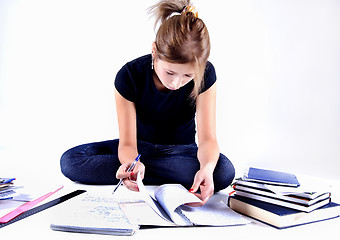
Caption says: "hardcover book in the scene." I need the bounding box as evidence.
[228,195,340,229]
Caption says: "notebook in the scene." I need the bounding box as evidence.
[243,167,300,187]
[50,192,139,236]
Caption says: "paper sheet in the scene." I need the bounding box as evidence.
[51,192,138,231]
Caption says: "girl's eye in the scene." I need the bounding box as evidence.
[185,74,193,78]
[167,71,175,75]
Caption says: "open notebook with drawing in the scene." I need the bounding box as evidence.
[50,193,139,236]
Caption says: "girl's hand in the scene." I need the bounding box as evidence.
[187,167,214,207]
[116,161,145,192]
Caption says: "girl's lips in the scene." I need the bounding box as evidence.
[166,85,177,91]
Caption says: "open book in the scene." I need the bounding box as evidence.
[119,172,250,226]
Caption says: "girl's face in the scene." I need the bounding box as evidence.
[154,57,196,91]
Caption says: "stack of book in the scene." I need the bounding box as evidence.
[0,178,17,200]
[228,168,340,229]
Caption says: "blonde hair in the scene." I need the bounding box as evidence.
[148,0,211,100]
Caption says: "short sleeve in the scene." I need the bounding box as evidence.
[114,65,137,102]
[200,61,216,93]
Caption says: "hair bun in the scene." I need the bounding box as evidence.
[181,6,198,18]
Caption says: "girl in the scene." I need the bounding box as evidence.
[60,0,235,206]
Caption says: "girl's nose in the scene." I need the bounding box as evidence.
[172,78,182,89]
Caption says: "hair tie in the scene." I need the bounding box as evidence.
[181,6,198,18]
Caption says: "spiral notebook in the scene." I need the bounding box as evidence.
[50,192,139,236]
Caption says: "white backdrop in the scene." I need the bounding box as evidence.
[1,0,339,181]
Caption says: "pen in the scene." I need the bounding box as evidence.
[112,154,141,195]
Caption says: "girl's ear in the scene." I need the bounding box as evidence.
[151,42,157,58]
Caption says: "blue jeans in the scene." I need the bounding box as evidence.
[60,139,235,191]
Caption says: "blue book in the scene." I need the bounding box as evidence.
[243,167,300,187]
[0,178,16,184]
[228,195,340,229]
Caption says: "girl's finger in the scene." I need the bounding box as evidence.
[123,179,140,192]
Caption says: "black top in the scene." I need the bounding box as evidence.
[114,54,216,144]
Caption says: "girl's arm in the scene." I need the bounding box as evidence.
[189,82,219,206]
[114,89,144,191]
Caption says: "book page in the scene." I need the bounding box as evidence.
[178,200,251,226]
[135,172,175,225]
[154,184,201,225]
